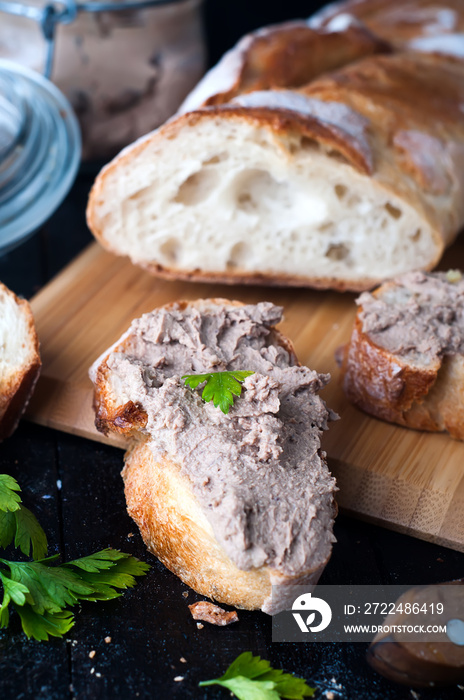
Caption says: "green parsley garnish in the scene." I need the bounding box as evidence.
[0,474,149,640]
[199,651,315,699]
[0,474,47,560]
[182,370,254,414]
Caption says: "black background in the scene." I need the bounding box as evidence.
[1,2,464,699]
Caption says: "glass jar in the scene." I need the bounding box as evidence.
[0,0,205,161]
[0,59,81,253]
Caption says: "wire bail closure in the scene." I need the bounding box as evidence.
[0,0,187,78]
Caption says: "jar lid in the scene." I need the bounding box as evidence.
[0,59,81,254]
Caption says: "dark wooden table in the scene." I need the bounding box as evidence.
[2,3,464,699]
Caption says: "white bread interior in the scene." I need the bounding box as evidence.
[88,108,439,290]
[0,283,41,439]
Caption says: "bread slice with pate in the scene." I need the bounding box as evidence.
[339,270,464,439]
[89,299,337,614]
[0,282,41,440]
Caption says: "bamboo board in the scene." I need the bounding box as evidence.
[27,242,464,552]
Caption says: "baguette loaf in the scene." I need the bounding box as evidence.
[90,299,337,614]
[0,282,41,440]
[339,270,464,439]
[87,47,464,291]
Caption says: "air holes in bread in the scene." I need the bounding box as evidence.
[160,238,180,264]
[203,153,228,165]
[300,136,318,151]
[334,184,347,199]
[174,169,217,205]
[326,243,350,261]
[385,202,402,219]
[227,241,249,269]
[234,169,286,211]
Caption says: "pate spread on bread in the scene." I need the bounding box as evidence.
[340,270,464,439]
[90,299,337,613]
[0,282,41,440]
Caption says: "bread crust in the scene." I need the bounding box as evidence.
[181,22,390,111]
[340,286,464,439]
[0,284,41,440]
[123,439,332,613]
[311,0,464,49]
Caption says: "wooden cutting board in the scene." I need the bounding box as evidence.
[27,241,464,553]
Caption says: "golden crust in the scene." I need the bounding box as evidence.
[202,22,390,107]
[340,286,464,439]
[136,258,382,293]
[312,0,464,49]
[0,284,41,441]
[122,440,273,610]
[122,440,331,612]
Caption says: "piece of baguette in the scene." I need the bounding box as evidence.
[90,299,337,614]
[0,282,41,440]
[87,48,464,291]
[310,0,464,56]
[180,21,390,113]
[339,270,464,439]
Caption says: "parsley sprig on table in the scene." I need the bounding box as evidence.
[0,474,149,640]
[199,652,315,699]
[182,370,254,414]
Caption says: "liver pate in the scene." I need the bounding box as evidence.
[358,271,464,364]
[105,302,336,577]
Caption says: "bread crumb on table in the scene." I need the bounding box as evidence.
[89,650,96,659]
[180,657,187,663]
[196,622,204,629]
[189,600,239,626]
[174,676,184,682]
[104,636,112,644]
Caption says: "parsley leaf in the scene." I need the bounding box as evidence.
[0,511,16,551]
[0,473,48,559]
[199,652,315,699]
[0,474,21,512]
[12,506,48,560]
[16,607,75,641]
[0,551,149,640]
[0,474,150,640]
[182,371,254,414]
